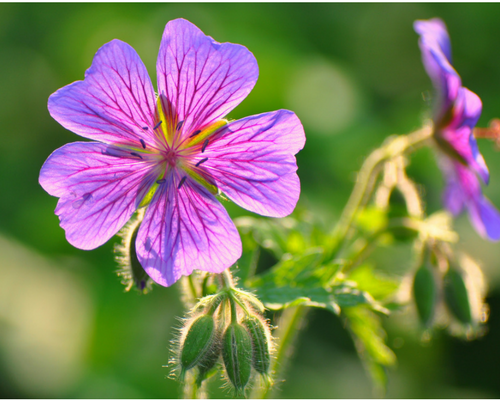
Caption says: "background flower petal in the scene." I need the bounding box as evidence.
[441,87,489,183]
[467,195,500,241]
[39,142,154,250]
[414,18,461,116]
[441,160,500,241]
[48,40,157,146]
[157,18,258,137]
[136,175,242,287]
[203,110,305,217]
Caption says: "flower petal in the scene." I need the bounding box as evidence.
[39,142,154,250]
[414,18,461,116]
[441,160,500,241]
[157,18,258,137]
[444,87,489,183]
[203,110,305,217]
[467,194,500,241]
[48,40,157,146]
[136,174,242,287]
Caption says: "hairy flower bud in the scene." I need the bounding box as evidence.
[222,322,253,396]
[242,316,272,376]
[444,267,472,325]
[412,264,437,327]
[180,314,218,378]
[195,337,222,387]
[115,210,152,293]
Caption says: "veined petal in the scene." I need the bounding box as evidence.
[39,142,155,250]
[136,174,242,287]
[48,40,157,146]
[157,18,258,138]
[414,18,461,117]
[202,110,305,217]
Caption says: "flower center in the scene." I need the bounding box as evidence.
[163,148,180,169]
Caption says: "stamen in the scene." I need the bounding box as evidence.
[156,178,166,184]
[130,152,143,159]
[176,120,184,131]
[177,176,187,189]
[195,157,209,167]
[139,139,146,149]
[190,129,201,138]
[153,121,162,130]
[201,139,209,153]
[142,126,148,130]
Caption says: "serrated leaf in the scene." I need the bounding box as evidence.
[348,264,400,301]
[252,284,341,315]
[343,306,396,392]
[250,248,327,287]
[248,251,387,315]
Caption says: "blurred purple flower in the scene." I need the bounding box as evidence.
[39,19,305,286]
[415,18,500,240]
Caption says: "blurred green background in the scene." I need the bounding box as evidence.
[1,3,500,398]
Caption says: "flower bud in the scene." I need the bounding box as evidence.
[180,314,218,378]
[444,268,472,325]
[387,189,418,242]
[412,264,437,327]
[195,338,221,387]
[242,316,272,376]
[115,210,152,293]
[222,322,253,396]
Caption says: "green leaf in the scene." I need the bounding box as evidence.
[248,249,388,315]
[348,264,400,301]
[356,205,388,234]
[343,306,396,392]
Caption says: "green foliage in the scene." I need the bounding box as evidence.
[444,267,473,325]
[413,264,437,327]
[343,306,396,393]
[247,248,387,316]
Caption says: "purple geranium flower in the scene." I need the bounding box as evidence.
[415,18,500,240]
[39,18,305,286]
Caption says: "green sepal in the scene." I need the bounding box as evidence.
[222,323,253,396]
[242,316,271,376]
[412,264,437,327]
[444,268,472,325]
[180,315,217,375]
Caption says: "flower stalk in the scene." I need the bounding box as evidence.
[330,125,433,260]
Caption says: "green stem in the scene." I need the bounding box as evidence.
[330,125,433,259]
[343,217,421,273]
[182,370,200,399]
[252,306,309,399]
[187,274,198,301]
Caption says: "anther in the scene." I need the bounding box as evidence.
[140,139,146,149]
[130,152,143,159]
[156,178,166,184]
[142,126,148,130]
[190,130,201,138]
[195,157,209,167]
[178,176,187,189]
[176,120,184,131]
[153,121,162,130]
[201,139,209,153]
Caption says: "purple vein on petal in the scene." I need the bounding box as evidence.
[39,141,153,250]
[157,19,259,138]
[135,176,242,287]
[48,40,157,146]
